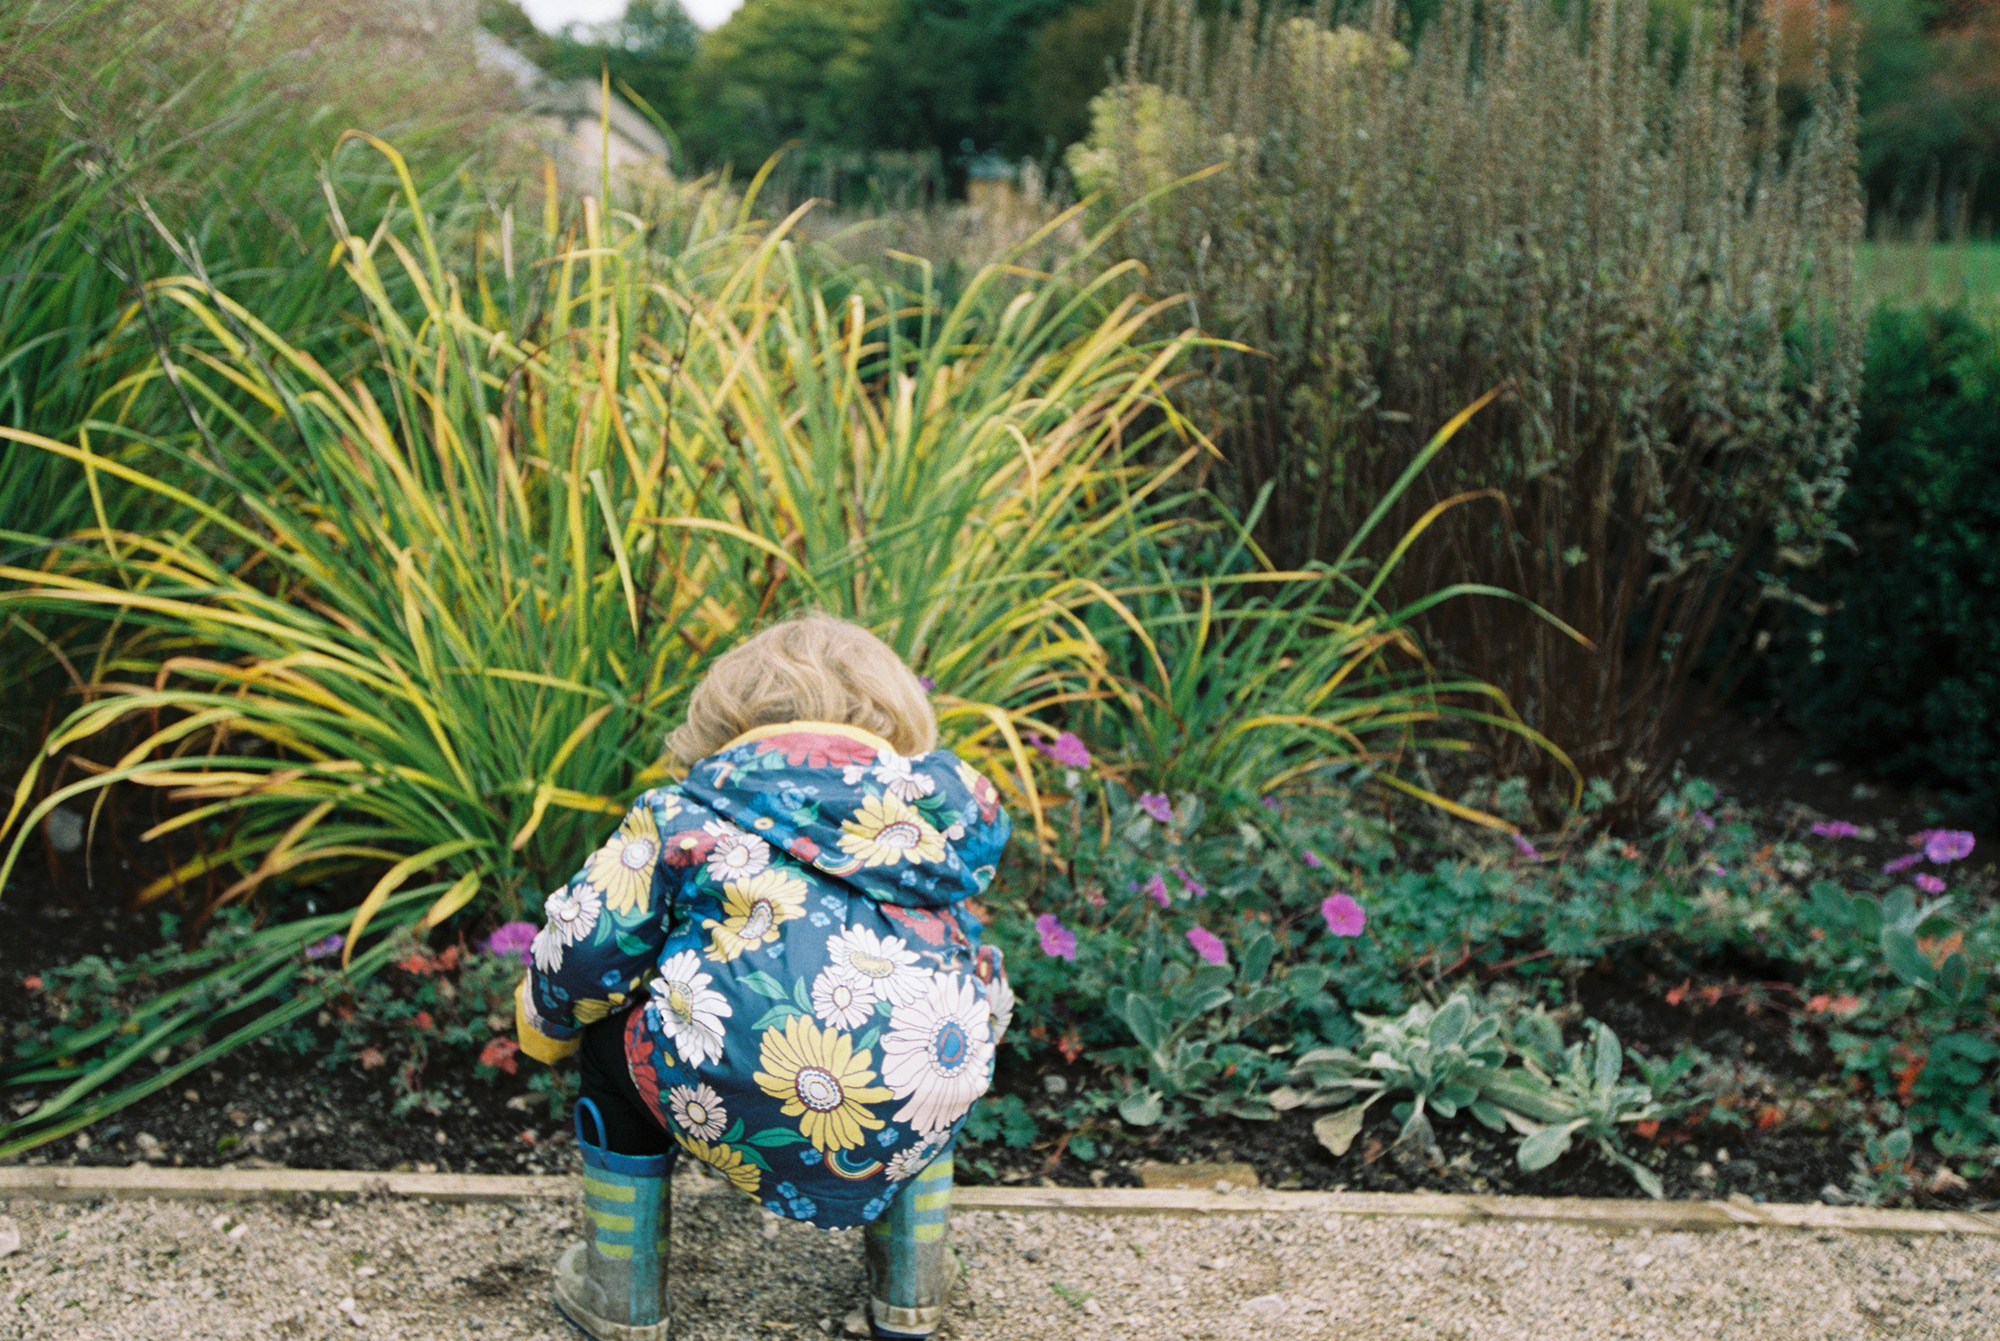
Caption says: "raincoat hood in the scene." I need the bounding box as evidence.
[679,721,1010,910]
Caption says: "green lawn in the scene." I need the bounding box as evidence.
[1859,240,2000,316]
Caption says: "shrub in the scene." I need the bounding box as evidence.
[1775,305,2000,827]
[1074,0,1865,826]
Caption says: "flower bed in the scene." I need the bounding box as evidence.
[3,762,1992,1211]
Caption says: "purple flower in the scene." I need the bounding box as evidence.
[1301,849,1323,870]
[1035,913,1077,961]
[1137,792,1174,824]
[1709,863,1727,879]
[1034,732,1092,769]
[1512,834,1543,863]
[1810,820,1861,839]
[483,921,538,965]
[1883,852,1924,875]
[1321,894,1366,937]
[1919,829,1975,864]
[1695,811,1716,831]
[304,934,344,961]
[1143,874,1171,908]
[1260,796,1283,811]
[1913,873,1947,894]
[1185,927,1228,965]
[1173,867,1207,898]
[917,675,937,693]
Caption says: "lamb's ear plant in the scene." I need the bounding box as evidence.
[1277,993,1512,1156]
[1496,1019,1675,1199]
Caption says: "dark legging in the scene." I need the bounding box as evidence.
[577,1012,675,1158]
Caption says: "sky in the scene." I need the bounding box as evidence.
[520,0,744,32]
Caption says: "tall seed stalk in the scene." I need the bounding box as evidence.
[1083,0,1864,824]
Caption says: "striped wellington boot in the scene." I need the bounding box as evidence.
[553,1100,672,1341]
[864,1152,959,1339]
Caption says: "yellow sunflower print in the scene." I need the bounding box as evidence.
[837,793,946,868]
[703,869,809,962]
[586,809,663,916]
[753,1015,892,1153]
[672,1132,761,1195]
[570,991,626,1025]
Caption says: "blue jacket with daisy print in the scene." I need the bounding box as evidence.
[518,720,1013,1229]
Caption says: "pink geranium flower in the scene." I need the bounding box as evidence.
[1143,874,1171,908]
[1035,913,1077,961]
[1883,852,1924,875]
[1034,732,1092,769]
[483,921,538,965]
[1301,849,1323,870]
[1810,820,1860,839]
[1913,873,1947,894]
[1185,927,1227,965]
[1321,894,1366,937]
[1137,792,1174,824]
[1919,829,1975,864]
[1173,867,1207,898]
[1512,834,1543,863]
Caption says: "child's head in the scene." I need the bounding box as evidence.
[667,614,937,768]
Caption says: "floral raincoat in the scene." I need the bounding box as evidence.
[517,721,1013,1229]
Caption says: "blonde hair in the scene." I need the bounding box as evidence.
[668,614,937,769]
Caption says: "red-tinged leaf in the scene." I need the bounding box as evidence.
[479,1037,520,1076]
[359,1047,386,1070]
[1057,1030,1083,1063]
[435,945,460,972]
[1665,979,1690,1007]
[1633,1119,1660,1140]
[1755,1105,1785,1131]
[518,1130,538,1146]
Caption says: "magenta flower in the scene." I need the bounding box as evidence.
[1810,820,1860,839]
[1695,811,1716,831]
[304,933,344,961]
[1913,873,1947,894]
[1260,796,1282,811]
[1034,732,1092,769]
[1035,913,1077,961]
[1143,874,1171,908]
[1185,927,1228,965]
[1301,849,1323,870]
[1919,829,1975,864]
[1173,867,1207,898]
[1709,863,1727,878]
[1512,834,1542,862]
[483,921,538,965]
[1321,894,1366,937]
[1883,852,1924,875]
[917,675,937,692]
[1137,792,1174,824]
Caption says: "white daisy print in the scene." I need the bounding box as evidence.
[871,751,936,802]
[647,950,733,1068]
[543,881,603,947]
[986,968,1015,1044]
[825,925,932,1006]
[880,973,994,1135]
[531,924,565,974]
[667,1083,728,1141]
[703,821,771,885]
[811,966,878,1030]
[883,1131,949,1183]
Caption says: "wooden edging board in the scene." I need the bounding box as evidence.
[0,1164,1994,1238]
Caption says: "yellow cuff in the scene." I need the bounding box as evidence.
[515,977,581,1064]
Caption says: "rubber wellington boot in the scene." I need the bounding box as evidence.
[864,1152,958,1339]
[553,1099,672,1341]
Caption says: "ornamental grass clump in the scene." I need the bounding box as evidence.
[0,146,1203,1152]
[1078,0,1866,825]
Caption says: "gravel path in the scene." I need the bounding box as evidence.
[3,1168,1996,1340]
